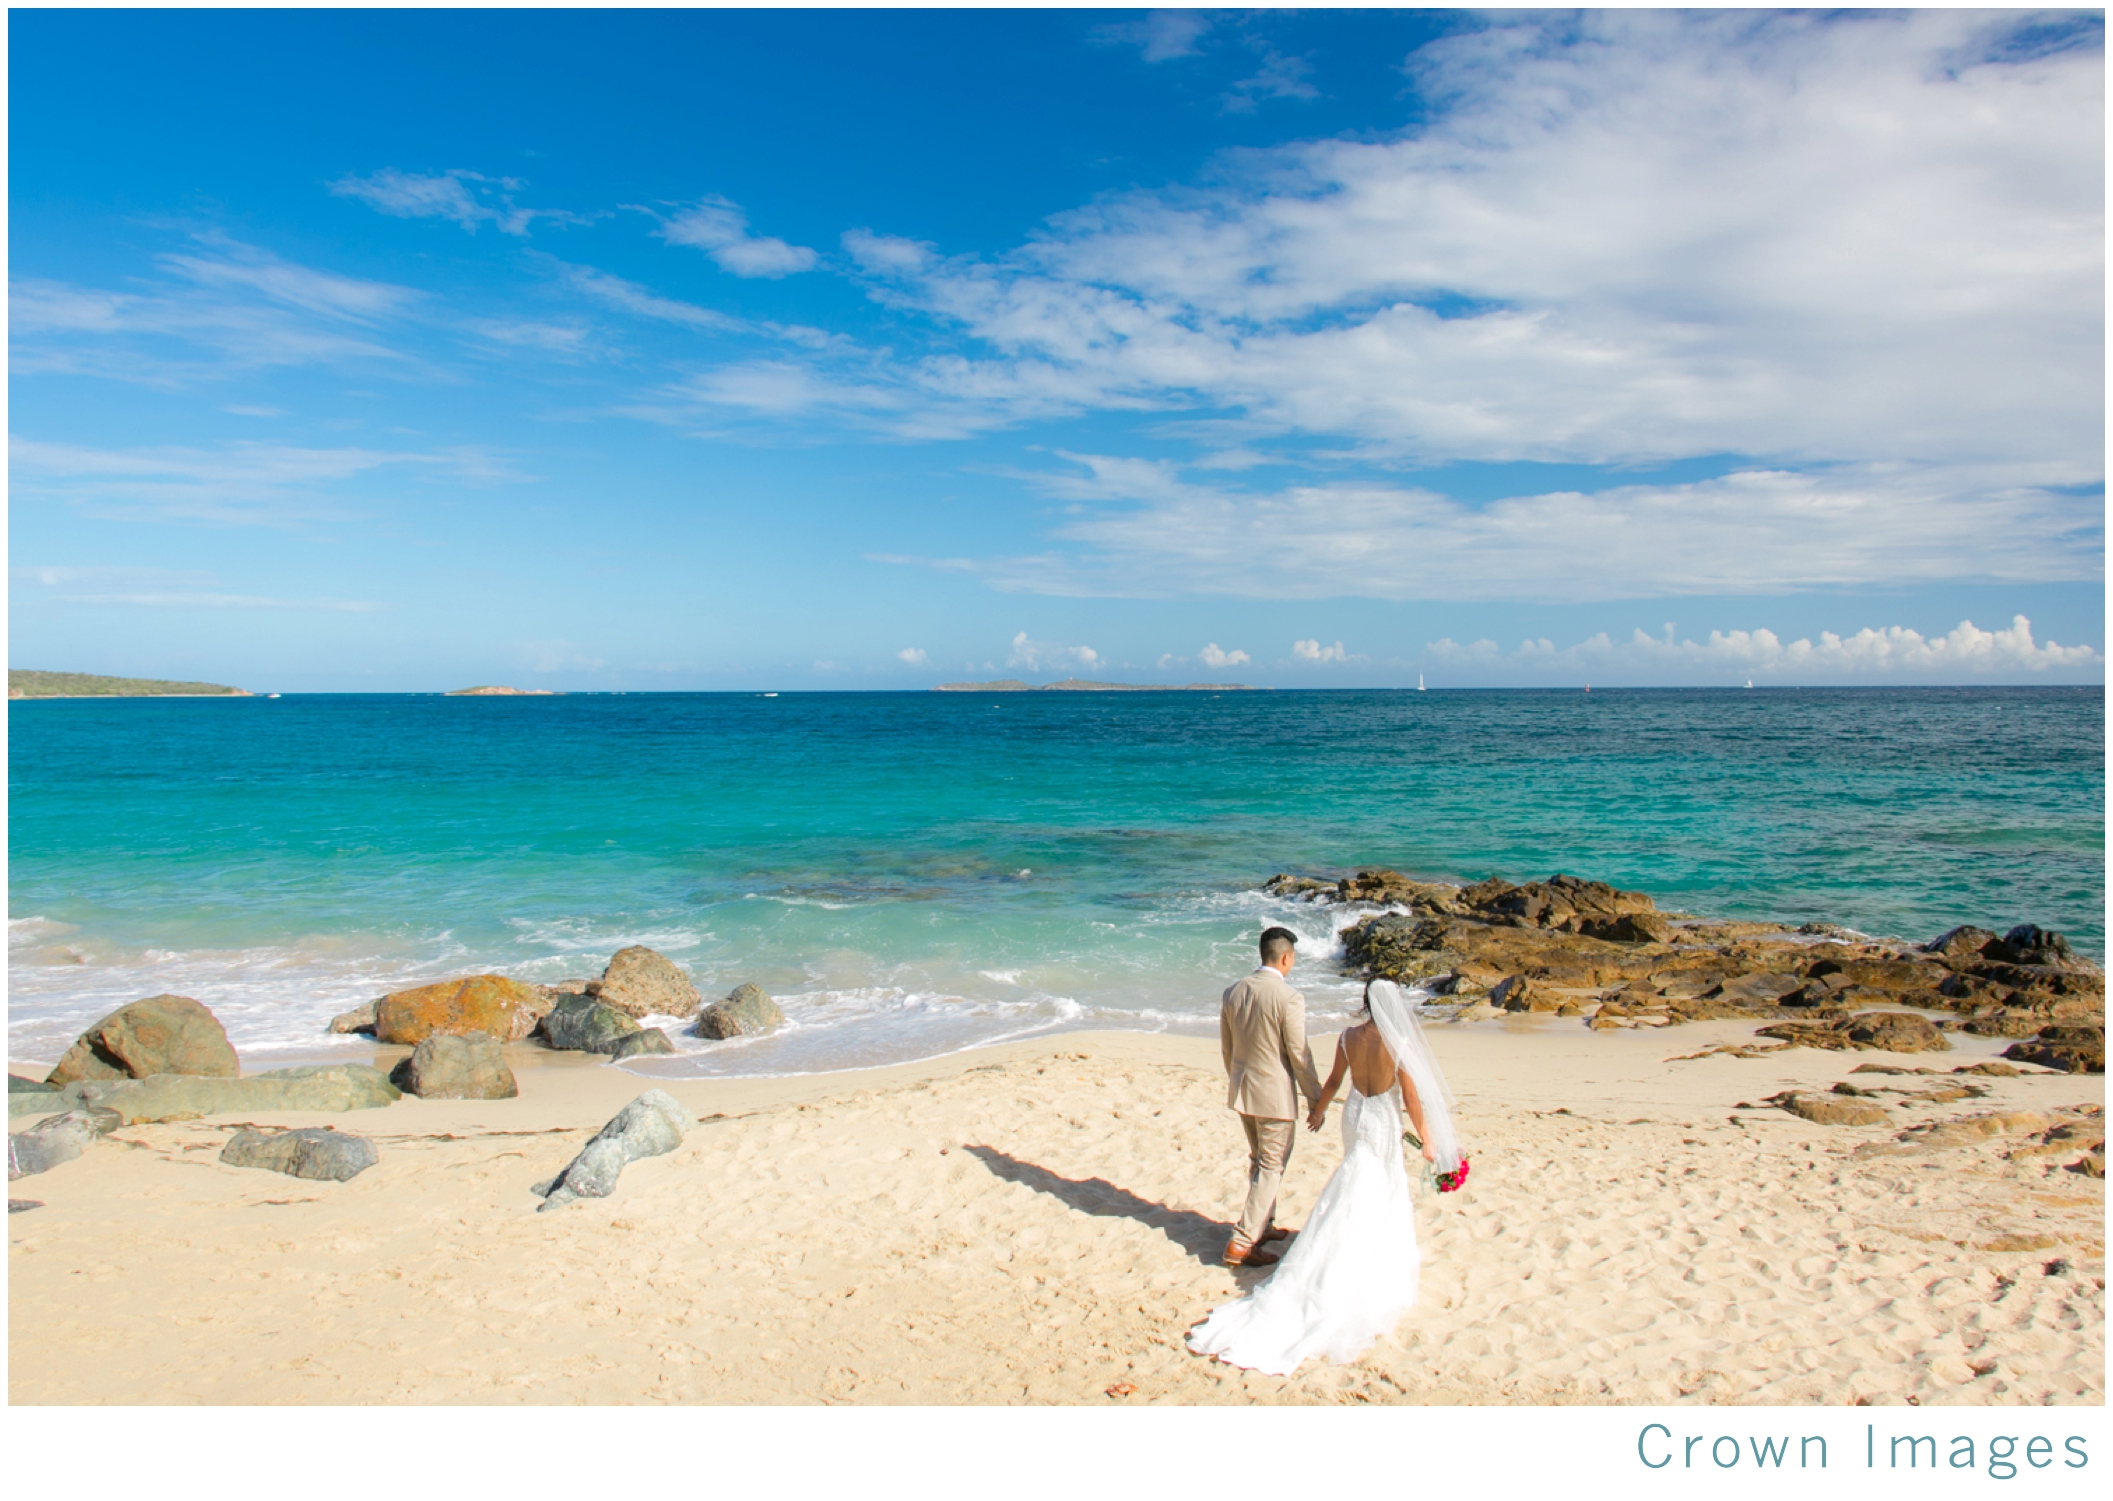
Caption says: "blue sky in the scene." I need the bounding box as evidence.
[8,8,2104,690]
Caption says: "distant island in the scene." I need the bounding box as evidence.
[446,685,559,696]
[9,670,251,699]
[933,679,1259,693]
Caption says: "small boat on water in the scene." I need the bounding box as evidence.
[1417,673,1425,691]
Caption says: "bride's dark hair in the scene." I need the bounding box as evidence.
[1356,980,1374,1017]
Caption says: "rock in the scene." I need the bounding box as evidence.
[1846,1011,1951,1053]
[693,982,785,1039]
[1998,925,2087,970]
[7,1109,114,1179]
[607,1028,677,1060]
[1758,1010,1951,1054]
[1773,1091,1890,1127]
[593,946,702,1021]
[220,1127,377,1181]
[1709,972,1806,1006]
[2003,1025,2104,1074]
[376,974,552,1045]
[2074,1150,2105,1178]
[328,1000,379,1036]
[535,1089,695,1211]
[1954,1061,2025,1076]
[45,994,239,1085]
[9,1075,58,1095]
[542,994,644,1054]
[9,1199,43,1213]
[1797,922,1863,940]
[1927,925,2002,962]
[1580,912,1675,944]
[84,1064,400,1125]
[391,1031,517,1099]
[1340,912,1449,979]
[1262,873,1335,901]
[1466,873,1655,930]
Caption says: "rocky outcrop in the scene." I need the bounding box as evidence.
[45,995,239,1085]
[392,1031,517,1099]
[589,946,701,1020]
[220,1127,377,1181]
[2004,1025,2104,1074]
[76,1064,400,1125]
[1756,1011,1951,1054]
[541,994,643,1054]
[693,982,785,1040]
[535,1089,694,1211]
[375,974,552,1045]
[8,1109,118,1179]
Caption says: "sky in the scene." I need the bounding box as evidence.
[7,8,2105,690]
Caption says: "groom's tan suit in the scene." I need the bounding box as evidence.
[1220,964,1323,1249]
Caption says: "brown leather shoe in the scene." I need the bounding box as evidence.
[1224,1238,1282,1268]
[1259,1225,1295,1243]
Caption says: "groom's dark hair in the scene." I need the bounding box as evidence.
[1259,927,1298,964]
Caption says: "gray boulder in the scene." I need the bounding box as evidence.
[221,1127,378,1181]
[693,982,785,1040]
[592,946,702,1020]
[8,1109,118,1179]
[542,994,643,1054]
[536,1088,695,1211]
[392,1030,518,1099]
[608,1028,677,1060]
[78,1064,400,1125]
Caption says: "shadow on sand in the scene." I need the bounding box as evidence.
[962,1144,1247,1270]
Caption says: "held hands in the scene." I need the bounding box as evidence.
[1305,1102,1327,1132]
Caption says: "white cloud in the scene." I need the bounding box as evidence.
[1006,631,1099,672]
[1096,12,1212,63]
[12,565,381,611]
[551,261,742,331]
[652,197,817,278]
[1294,639,1348,662]
[1199,642,1250,669]
[1425,616,2100,681]
[330,169,577,237]
[897,647,928,665]
[1223,46,1318,113]
[1156,652,1186,669]
[984,454,2100,603]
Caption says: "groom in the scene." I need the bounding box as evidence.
[1217,925,1323,1268]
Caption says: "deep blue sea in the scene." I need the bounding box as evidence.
[8,688,2104,1073]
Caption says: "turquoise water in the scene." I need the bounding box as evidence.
[8,688,2103,1072]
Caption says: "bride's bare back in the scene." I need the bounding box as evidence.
[1309,1017,1433,1158]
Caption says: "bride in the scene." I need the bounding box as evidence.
[1186,979,1462,1376]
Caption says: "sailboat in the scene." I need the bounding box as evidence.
[1745,679,1754,689]
[1417,673,1425,691]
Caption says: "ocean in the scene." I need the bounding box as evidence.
[7,687,2103,1074]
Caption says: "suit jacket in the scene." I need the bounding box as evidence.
[1219,966,1323,1120]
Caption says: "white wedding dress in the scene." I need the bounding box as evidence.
[1186,980,1459,1378]
[1185,1082,1421,1376]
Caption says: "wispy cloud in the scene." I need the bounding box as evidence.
[1222,44,1318,113]
[646,197,817,278]
[330,168,582,236]
[1095,11,1212,63]
[12,565,383,612]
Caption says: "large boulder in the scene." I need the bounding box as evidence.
[693,982,785,1040]
[535,1089,694,1211]
[2004,1025,2104,1074]
[590,946,702,1020]
[542,994,644,1054]
[1340,913,1450,979]
[1465,874,1655,930]
[8,1109,117,1179]
[392,1031,517,1099]
[45,995,238,1085]
[220,1127,377,1181]
[81,1064,400,1125]
[375,974,551,1045]
[1927,926,2001,963]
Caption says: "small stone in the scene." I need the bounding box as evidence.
[1773,1091,1890,1127]
[536,1089,695,1211]
[694,982,785,1039]
[9,1199,44,1213]
[220,1127,377,1181]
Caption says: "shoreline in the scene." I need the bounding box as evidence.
[10,1023,2101,1405]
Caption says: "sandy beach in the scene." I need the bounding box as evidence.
[9,1019,2101,1406]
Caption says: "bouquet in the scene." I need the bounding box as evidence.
[1405,1130,1471,1194]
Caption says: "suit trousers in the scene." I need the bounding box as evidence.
[1233,1113,1296,1247]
